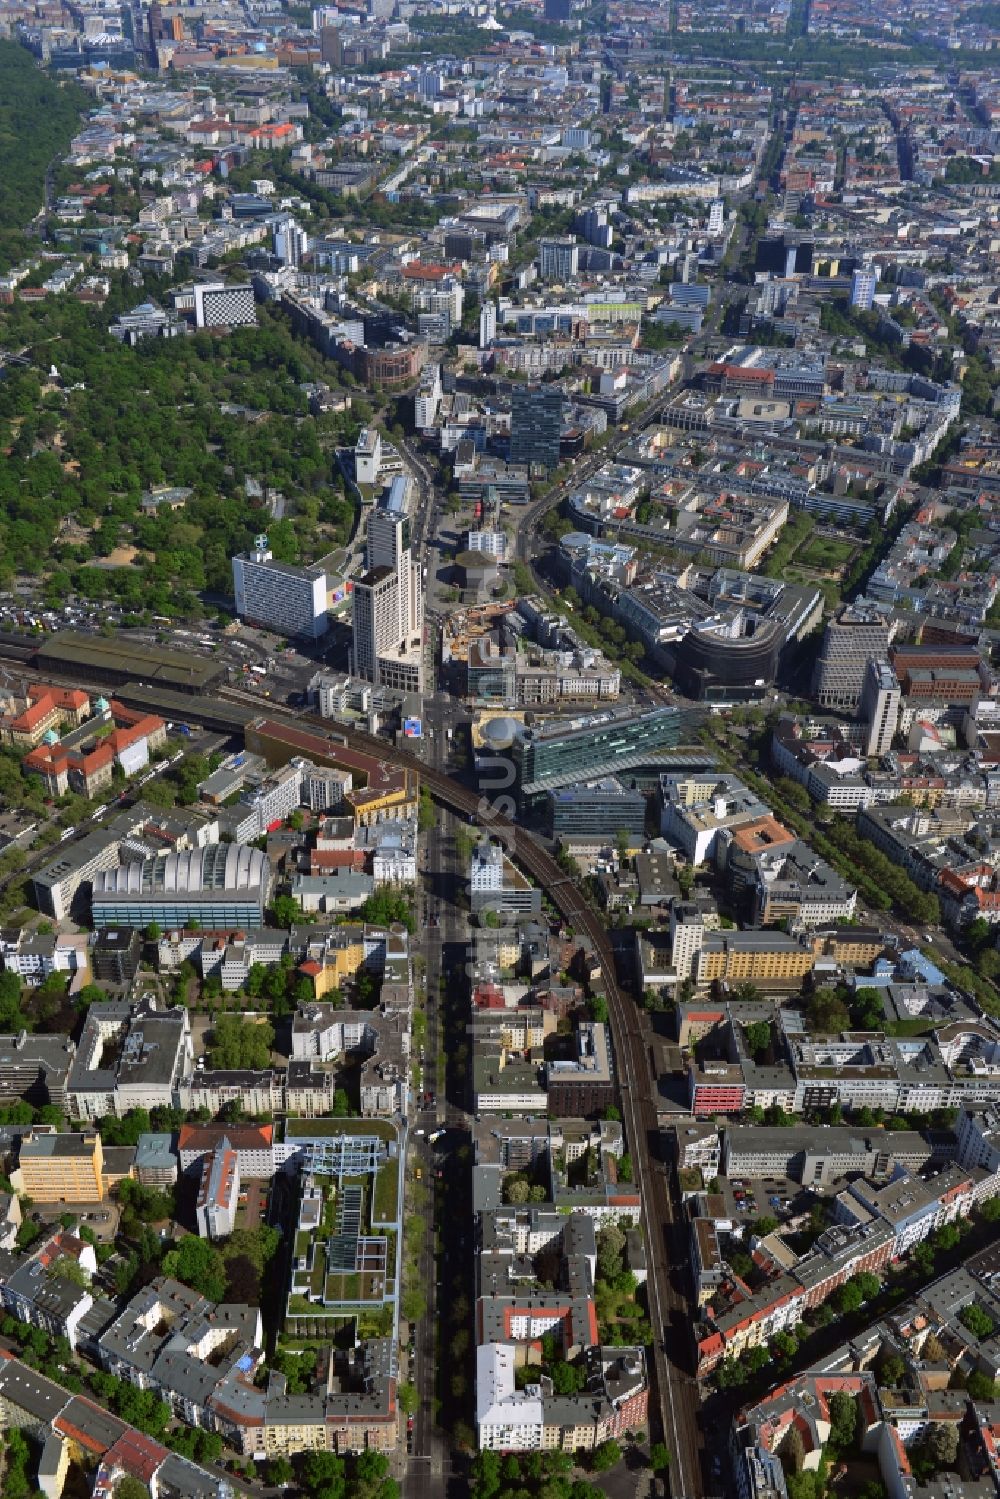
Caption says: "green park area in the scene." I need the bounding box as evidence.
[795,536,857,574]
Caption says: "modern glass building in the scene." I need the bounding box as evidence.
[548,777,648,837]
[509,385,564,471]
[505,705,706,807]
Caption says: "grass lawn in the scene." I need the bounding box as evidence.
[326,1271,363,1301]
[373,1158,400,1223]
[796,536,856,572]
[285,1118,399,1142]
[885,1016,935,1037]
[309,1250,327,1296]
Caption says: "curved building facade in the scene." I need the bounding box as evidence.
[674,611,783,702]
[92,845,271,929]
[355,342,426,390]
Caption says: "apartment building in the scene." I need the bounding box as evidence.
[475,1196,648,1453]
[67,997,192,1121]
[694,931,815,988]
[695,1214,900,1376]
[860,658,901,758]
[835,1165,977,1254]
[689,1006,1000,1118]
[956,1106,1000,1172]
[0,1032,76,1111]
[17,1129,105,1204]
[96,1276,262,1431]
[179,1069,284,1119]
[546,1023,614,1117]
[538,236,579,282]
[195,1142,240,1240]
[413,364,442,430]
[235,763,303,837]
[33,831,121,922]
[0,1230,97,1350]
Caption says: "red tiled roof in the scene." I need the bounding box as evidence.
[401,261,462,282]
[27,683,89,711]
[104,1429,168,1482]
[178,1123,273,1152]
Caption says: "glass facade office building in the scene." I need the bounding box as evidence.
[509,386,564,471]
[510,706,704,807]
[549,778,648,837]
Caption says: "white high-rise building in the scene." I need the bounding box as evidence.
[232,539,330,639]
[413,276,464,336]
[707,199,725,236]
[538,236,578,282]
[355,428,382,485]
[414,364,442,429]
[351,477,424,692]
[860,658,900,758]
[470,839,504,895]
[302,766,352,811]
[479,299,497,349]
[851,267,878,310]
[670,902,707,985]
[273,215,309,267]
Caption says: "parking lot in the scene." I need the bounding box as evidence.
[34,1202,119,1243]
[719,1174,803,1224]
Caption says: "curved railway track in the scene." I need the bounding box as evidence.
[301,718,704,1498]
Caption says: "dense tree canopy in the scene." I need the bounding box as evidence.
[161,1235,227,1303]
[208,1014,275,1070]
[0,43,90,272]
[0,296,360,606]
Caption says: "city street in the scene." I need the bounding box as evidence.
[405,801,470,1499]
